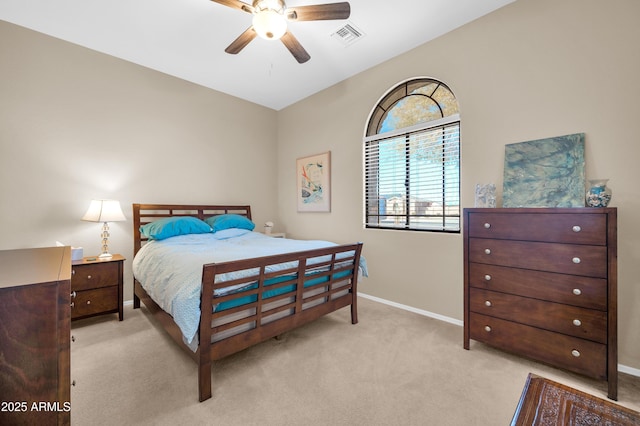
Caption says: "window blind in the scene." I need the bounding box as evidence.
[364,120,460,232]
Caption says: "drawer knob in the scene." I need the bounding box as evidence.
[484,326,491,332]
[484,275,491,281]
[485,300,492,307]
[573,288,582,296]
[571,349,581,358]
[572,257,581,264]
[484,248,491,255]
[86,300,91,305]
[572,225,582,232]
[87,275,92,279]
[72,269,75,275]
[484,223,491,229]
[71,291,77,298]
[573,319,582,327]
[70,302,75,308]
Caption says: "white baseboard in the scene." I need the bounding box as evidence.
[359,292,463,327]
[619,364,640,377]
[359,292,640,378]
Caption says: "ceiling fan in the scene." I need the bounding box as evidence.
[211,0,351,64]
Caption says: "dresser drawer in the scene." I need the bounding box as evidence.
[469,313,606,379]
[468,238,607,278]
[467,212,606,245]
[71,262,119,291]
[71,286,118,318]
[469,288,607,343]
[468,263,607,310]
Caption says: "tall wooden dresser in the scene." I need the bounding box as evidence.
[463,208,618,400]
[0,246,72,425]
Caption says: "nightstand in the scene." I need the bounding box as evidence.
[71,254,125,321]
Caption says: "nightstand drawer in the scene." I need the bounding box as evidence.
[72,262,119,291]
[71,286,118,318]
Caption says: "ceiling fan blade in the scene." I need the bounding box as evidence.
[210,0,254,14]
[287,2,350,21]
[280,31,311,64]
[225,27,257,54]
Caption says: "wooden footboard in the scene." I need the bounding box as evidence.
[132,203,363,402]
[197,242,363,401]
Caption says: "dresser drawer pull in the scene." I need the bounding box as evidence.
[484,300,492,307]
[572,225,582,233]
[484,275,492,281]
[484,223,491,229]
[87,275,92,279]
[70,302,75,308]
[72,269,75,275]
[572,257,581,264]
[86,300,91,305]
[573,288,582,296]
[484,248,491,255]
[71,291,77,298]
[484,326,492,332]
[573,319,582,327]
[571,349,581,358]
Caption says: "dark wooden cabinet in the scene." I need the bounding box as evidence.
[463,208,618,400]
[71,254,124,321]
[0,246,72,425]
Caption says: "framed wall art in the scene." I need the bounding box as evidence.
[297,151,331,212]
[503,133,585,207]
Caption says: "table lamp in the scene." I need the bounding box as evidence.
[82,199,126,258]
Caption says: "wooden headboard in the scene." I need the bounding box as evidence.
[132,204,252,255]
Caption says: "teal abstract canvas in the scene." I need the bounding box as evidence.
[502,133,585,207]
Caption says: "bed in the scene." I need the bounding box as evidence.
[132,203,365,402]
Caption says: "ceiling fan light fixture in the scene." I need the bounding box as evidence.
[252,9,287,40]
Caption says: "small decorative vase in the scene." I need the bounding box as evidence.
[585,179,612,207]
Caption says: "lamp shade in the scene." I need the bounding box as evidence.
[82,199,126,223]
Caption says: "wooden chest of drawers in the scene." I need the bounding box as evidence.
[71,254,124,321]
[0,247,72,426]
[463,208,618,400]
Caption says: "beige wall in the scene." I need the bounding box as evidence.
[1,0,639,372]
[278,0,640,371]
[0,21,279,300]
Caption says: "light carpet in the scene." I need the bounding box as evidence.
[70,297,640,425]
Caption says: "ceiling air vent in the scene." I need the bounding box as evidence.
[331,22,364,47]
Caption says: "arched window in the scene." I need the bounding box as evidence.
[364,78,460,232]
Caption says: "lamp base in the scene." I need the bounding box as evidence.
[98,252,113,259]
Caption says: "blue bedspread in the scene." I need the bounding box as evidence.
[132,231,367,345]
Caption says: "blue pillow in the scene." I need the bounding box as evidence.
[140,216,212,240]
[205,214,255,232]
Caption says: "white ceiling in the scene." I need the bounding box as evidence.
[1,0,515,110]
